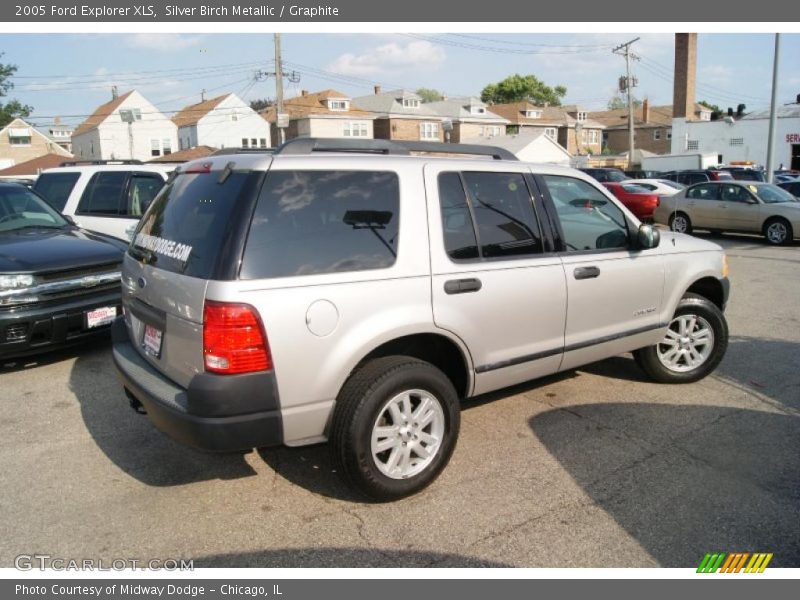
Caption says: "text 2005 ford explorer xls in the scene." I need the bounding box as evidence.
[113,139,730,501]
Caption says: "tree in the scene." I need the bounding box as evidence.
[415,88,443,103]
[698,100,721,114]
[249,98,275,112]
[0,55,33,128]
[607,94,642,110]
[480,74,566,106]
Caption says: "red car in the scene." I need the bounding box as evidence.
[602,182,660,221]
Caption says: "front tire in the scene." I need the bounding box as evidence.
[669,212,692,234]
[634,293,728,384]
[330,356,460,501]
[763,217,793,246]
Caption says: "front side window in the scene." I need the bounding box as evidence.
[77,171,128,215]
[720,184,753,203]
[542,175,629,252]
[0,187,67,232]
[241,170,400,279]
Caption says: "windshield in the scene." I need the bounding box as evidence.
[755,184,798,204]
[0,186,68,232]
[32,171,80,212]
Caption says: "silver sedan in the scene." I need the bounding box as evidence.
[654,181,800,245]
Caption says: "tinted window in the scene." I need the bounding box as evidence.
[687,183,720,200]
[32,172,80,212]
[0,186,67,232]
[720,184,752,203]
[241,170,400,279]
[77,171,128,215]
[461,172,542,258]
[131,170,258,278]
[542,175,629,251]
[438,172,478,260]
[126,174,165,216]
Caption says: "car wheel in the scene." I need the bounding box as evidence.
[633,293,728,384]
[763,217,793,246]
[669,212,692,234]
[330,356,460,501]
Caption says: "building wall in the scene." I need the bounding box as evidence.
[451,122,506,143]
[604,127,672,155]
[671,115,800,167]
[0,119,71,164]
[515,139,571,165]
[73,91,178,162]
[559,128,603,155]
[194,95,271,149]
[178,124,198,151]
[307,118,374,139]
[384,118,444,141]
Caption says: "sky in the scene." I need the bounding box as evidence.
[1,32,798,129]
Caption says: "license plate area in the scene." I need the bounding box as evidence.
[86,306,117,329]
[143,323,163,358]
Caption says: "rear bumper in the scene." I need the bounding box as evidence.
[111,317,282,452]
[0,290,120,359]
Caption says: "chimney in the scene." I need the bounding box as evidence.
[374,85,382,95]
[727,107,734,117]
[201,88,206,102]
[54,116,61,125]
[301,90,309,97]
[736,103,746,117]
[673,33,697,120]
[642,98,650,123]
[796,93,800,104]
[111,85,118,100]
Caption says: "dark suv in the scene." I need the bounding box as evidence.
[718,167,766,182]
[661,170,734,185]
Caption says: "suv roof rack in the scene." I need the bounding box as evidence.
[58,159,143,167]
[211,148,276,156]
[274,138,518,161]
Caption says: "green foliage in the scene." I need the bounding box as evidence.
[698,100,722,114]
[249,98,274,112]
[415,88,443,103]
[0,55,33,128]
[480,74,566,106]
[607,94,642,110]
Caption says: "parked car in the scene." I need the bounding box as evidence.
[0,182,126,359]
[33,161,171,241]
[718,167,766,182]
[661,170,734,185]
[655,181,800,245]
[778,180,800,198]
[623,178,685,196]
[774,174,799,185]
[602,182,661,221]
[113,138,730,500]
[624,170,662,180]
[578,167,628,183]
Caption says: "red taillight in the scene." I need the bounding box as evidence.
[203,301,272,375]
[184,161,212,174]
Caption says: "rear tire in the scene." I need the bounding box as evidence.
[669,212,692,234]
[634,293,728,384]
[330,356,460,501]
[763,217,793,246]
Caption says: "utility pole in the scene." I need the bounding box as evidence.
[274,33,285,145]
[613,38,640,168]
[765,33,781,183]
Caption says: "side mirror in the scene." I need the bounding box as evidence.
[637,223,660,250]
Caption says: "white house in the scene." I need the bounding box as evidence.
[71,90,178,162]
[172,93,271,151]
[671,100,800,169]
[461,130,572,165]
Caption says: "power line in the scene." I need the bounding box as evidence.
[402,33,613,55]
[445,33,616,49]
[9,60,268,81]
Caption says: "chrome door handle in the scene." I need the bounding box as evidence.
[574,266,600,280]
[444,278,482,294]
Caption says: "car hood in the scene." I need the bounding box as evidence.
[659,230,723,254]
[0,227,125,273]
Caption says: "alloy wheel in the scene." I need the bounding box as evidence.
[656,314,715,373]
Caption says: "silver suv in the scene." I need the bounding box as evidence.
[112,139,730,501]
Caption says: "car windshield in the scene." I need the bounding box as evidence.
[0,186,68,232]
[659,180,685,190]
[32,171,80,212]
[754,184,798,204]
[621,184,651,194]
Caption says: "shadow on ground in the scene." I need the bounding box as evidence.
[530,403,800,567]
[68,338,257,487]
[195,547,511,568]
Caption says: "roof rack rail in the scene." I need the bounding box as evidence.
[273,138,518,161]
[211,147,276,156]
[58,159,143,167]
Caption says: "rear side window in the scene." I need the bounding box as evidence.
[240,170,400,279]
[438,173,479,260]
[687,184,719,200]
[126,174,165,216]
[131,170,259,278]
[32,172,80,212]
[77,171,128,215]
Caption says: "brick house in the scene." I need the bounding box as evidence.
[423,97,508,143]
[261,89,375,142]
[0,118,72,169]
[489,102,604,156]
[353,87,445,142]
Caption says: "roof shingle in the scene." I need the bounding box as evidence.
[72,91,135,137]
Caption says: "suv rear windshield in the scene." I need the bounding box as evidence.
[33,171,80,212]
[240,170,400,279]
[129,169,262,278]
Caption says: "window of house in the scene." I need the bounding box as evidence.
[420,122,439,140]
[231,112,239,121]
[259,138,267,148]
[577,112,587,121]
[687,139,699,150]
[482,125,502,137]
[343,122,369,137]
[162,139,172,156]
[8,135,31,146]
[729,137,744,146]
[328,100,349,111]
[250,138,257,148]
[524,110,542,118]
[654,129,662,140]
[150,139,161,157]
[544,127,557,140]
[666,130,673,140]
[586,130,599,144]
[541,175,630,252]
[403,98,420,108]
[241,138,249,148]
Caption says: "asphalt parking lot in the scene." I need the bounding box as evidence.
[1,233,798,569]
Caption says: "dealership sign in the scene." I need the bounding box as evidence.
[787,133,800,143]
